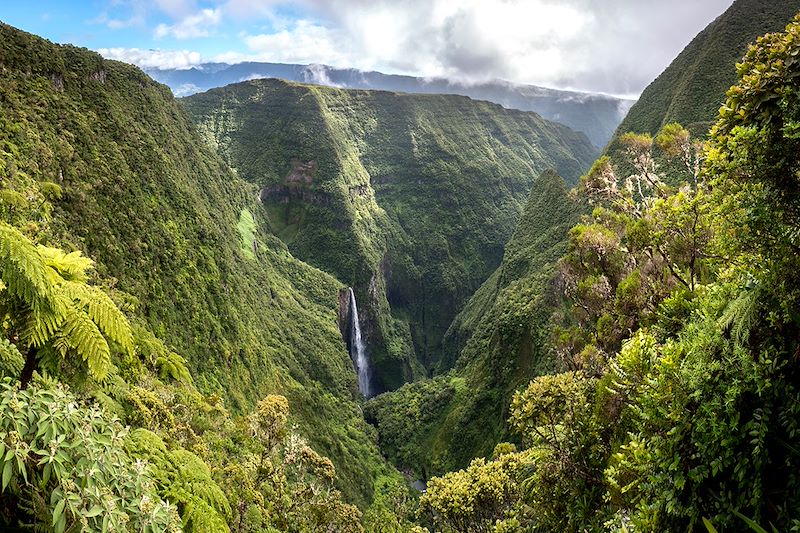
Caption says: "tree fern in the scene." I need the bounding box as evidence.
[0,222,62,323]
[156,351,192,383]
[59,281,134,357]
[132,324,191,383]
[37,246,93,283]
[58,304,112,380]
[0,221,134,385]
[718,283,761,346]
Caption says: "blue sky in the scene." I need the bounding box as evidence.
[1,0,734,96]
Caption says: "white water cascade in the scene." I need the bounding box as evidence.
[347,288,372,398]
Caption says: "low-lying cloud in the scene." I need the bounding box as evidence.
[95,0,734,96]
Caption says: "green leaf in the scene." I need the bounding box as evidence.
[55,512,66,533]
[52,498,65,526]
[735,512,770,533]
[1,460,12,491]
[85,504,103,517]
[702,517,719,533]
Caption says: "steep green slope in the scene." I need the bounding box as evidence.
[365,170,583,474]
[0,23,389,504]
[614,0,800,138]
[183,80,597,390]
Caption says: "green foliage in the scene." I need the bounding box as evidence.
[368,170,582,477]
[611,0,800,140]
[0,339,24,378]
[0,221,134,384]
[605,0,800,185]
[707,12,800,313]
[0,378,180,531]
[363,476,423,533]
[554,123,712,366]
[419,453,525,533]
[184,79,597,385]
[510,372,610,530]
[364,376,459,473]
[237,208,257,260]
[423,15,800,533]
[126,429,231,532]
[209,393,366,532]
[0,21,391,504]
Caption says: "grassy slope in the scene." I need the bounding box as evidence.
[365,171,583,474]
[612,0,800,140]
[0,23,390,505]
[183,80,597,391]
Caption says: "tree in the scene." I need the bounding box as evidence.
[553,123,713,365]
[0,221,133,388]
[419,453,523,533]
[707,13,800,312]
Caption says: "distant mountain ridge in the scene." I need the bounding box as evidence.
[146,61,634,148]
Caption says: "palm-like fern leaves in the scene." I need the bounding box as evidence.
[0,221,133,384]
[0,223,64,342]
[60,281,135,356]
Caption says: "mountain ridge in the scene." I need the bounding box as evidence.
[612,0,800,139]
[145,61,634,148]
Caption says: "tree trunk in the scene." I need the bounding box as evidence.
[19,347,38,390]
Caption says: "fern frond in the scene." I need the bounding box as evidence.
[0,222,61,317]
[59,281,134,357]
[61,304,111,380]
[170,449,231,518]
[174,493,231,533]
[37,245,93,282]
[0,338,24,378]
[156,351,193,383]
[718,285,761,345]
[19,305,64,347]
[0,188,29,210]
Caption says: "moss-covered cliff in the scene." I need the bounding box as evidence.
[183,80,597,391]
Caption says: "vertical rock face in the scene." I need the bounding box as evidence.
[183,79,598,391]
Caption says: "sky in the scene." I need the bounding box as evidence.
[1,0,734,97]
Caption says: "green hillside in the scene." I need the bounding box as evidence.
[0,22,390,506]
[182,80,597,390]
[6,2,800,530]
[365,170,582,474]
[614,0,800,138]
[364,0,800,492]
[402,14,800,531]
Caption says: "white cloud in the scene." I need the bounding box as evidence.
[213,19,349,66]
[302,64,342,87]
[154,0,198,19]
[154,7,221,39]
[97,47,203,69]
[93,0,735,95]
[299,0,732,94]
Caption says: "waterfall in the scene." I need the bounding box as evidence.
[347,288,372,398]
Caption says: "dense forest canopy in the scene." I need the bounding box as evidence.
[2,1,800,531]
